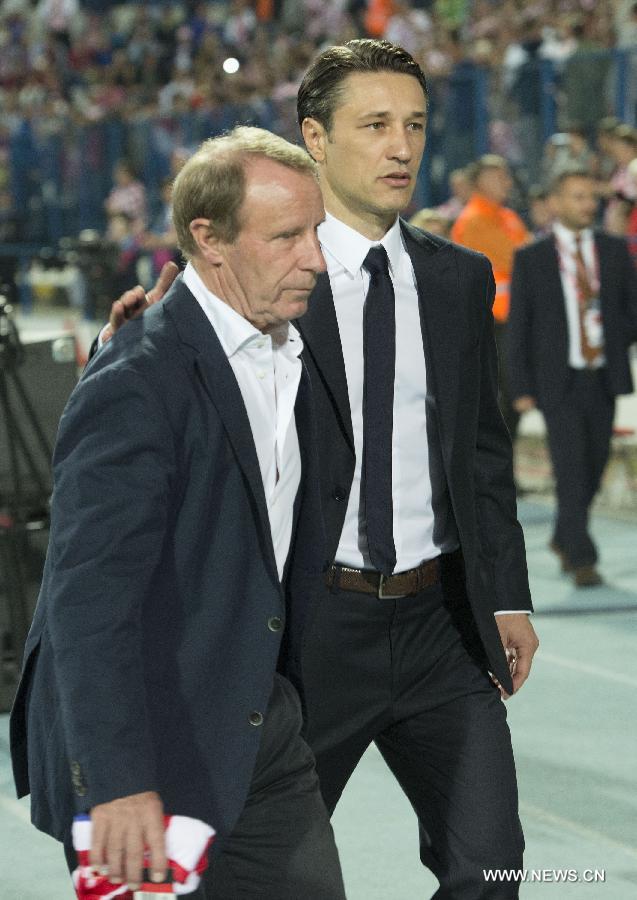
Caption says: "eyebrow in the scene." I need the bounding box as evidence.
[358,110,426,119]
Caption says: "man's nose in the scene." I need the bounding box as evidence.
[302,233,327,274]
[387,127,412,162]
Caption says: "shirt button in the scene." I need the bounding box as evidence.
[249,711,264,727]
[257,371,266,379]
[267,616,282,632]
[333,486,346,501]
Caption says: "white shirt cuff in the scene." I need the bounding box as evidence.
[494,610,532,615]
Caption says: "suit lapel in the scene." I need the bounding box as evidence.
[164,280,278,580]
[295,272,354,452]
[543,235,570,347]
[282,363,327,588]
[401,222,460,449]
[594,231,612,316]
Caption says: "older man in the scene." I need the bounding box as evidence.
[10,127,346,899]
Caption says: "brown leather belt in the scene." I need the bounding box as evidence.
[325,557,441,599]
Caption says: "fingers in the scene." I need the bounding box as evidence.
[511,645,534,692]
[124,824,144,890]
[145,800,168,883]
[489,673,510,701]
[88,812,108,873]
[106,820,127,885]
[147,261,179,304]
[89,791,167,888]
[108,286,148,331]
[107,262,179,338]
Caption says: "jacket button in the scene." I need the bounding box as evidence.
[249,711,264,727]
[70,761,87,796]
[333,486,346,501]
[267,616,282,632]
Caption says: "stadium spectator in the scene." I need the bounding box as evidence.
[562,21,612,140]
[408,207,451,237]
[1,0,637,251]
[104,160,148,235]
[604,124,637,234]
[528,185,553,238]
[435,166,470,221]
[541,126,596,187]
[451,154,530,440]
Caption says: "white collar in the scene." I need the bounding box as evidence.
[183,261,301,358]
[318,211,403,277]
[553,220,593,250]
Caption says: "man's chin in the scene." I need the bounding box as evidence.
[374,188,416,217]
[290,297,310,319]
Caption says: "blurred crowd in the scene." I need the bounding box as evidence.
[0,0,634,131]
[411,117,637,251]
[2,0,637,308]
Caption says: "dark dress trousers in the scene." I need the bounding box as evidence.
[289,222,533,898]
[508,232,637,565]
[10,280,344,898]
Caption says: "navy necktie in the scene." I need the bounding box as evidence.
[362,245,396,576]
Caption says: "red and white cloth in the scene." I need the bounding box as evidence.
[72,814,215,898]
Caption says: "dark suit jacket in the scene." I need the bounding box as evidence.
[508,231,637,410]
[293,221,532,696]
[10,278,326,845]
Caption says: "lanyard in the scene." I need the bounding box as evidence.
[554,232,600,297]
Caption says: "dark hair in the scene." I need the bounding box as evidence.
[297,39,428,132]
[549,165,594,194]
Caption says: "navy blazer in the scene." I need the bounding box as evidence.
[294,221,532,697]
[508,231,637,410]
[10,278,326,845]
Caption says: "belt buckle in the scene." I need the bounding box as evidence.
[377,573,404,600]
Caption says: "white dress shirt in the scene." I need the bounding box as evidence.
[184,263,302,581]
[318,213,458,573]
[553,221,606,369]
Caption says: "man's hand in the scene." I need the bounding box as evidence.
[102,260,179,345]
[89,790,167,890]
[495,613,539,698]
[513,395,536,413]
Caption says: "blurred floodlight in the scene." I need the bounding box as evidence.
[223,58,240,75]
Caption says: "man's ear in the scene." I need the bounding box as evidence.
[189,218,223,264]
[301,117,328,164]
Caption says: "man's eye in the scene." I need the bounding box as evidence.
[367,122,385,130]
[408,122,425,132]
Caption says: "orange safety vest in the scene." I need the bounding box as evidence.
[451,193,530,322]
